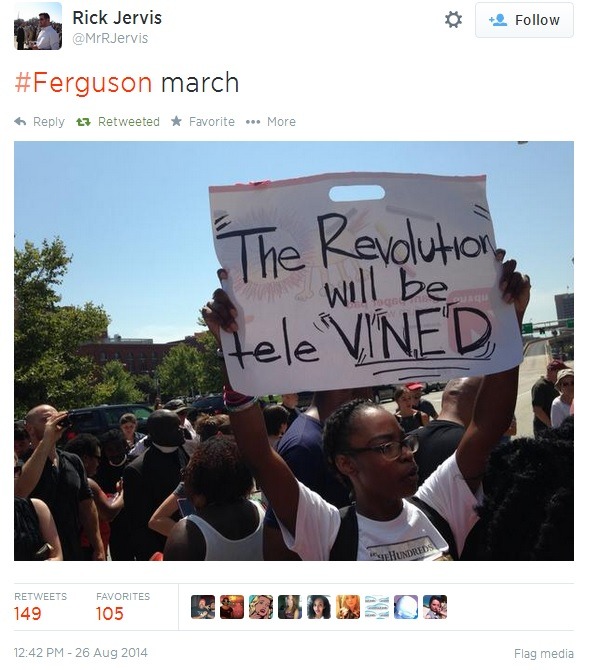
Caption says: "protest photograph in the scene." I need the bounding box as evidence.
[14,141,573,563]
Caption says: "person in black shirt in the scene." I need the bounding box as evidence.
[406,382,439,419]
[531,359,568,435]
[220,597,234,619]
[122,410,189,560]
[409,377,482,485]
[393,386,429,433]
[16,405,104,560]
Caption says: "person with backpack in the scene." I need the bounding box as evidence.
[201,257,530,560]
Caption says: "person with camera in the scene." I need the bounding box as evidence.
[15,405,105,561]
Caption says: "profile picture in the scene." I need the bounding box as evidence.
[335,594,361,619]
[394,594,418,619]
[190,595,215,619]
[219,595,244,619]
[423,595,447,619]
[249,595,273,619]
[277,595,302,619]
[364,595,390,619]
[307,595,331,619]
[15,3,62,50]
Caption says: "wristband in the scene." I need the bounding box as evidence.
[223,388,258,413]
[225,397,259,413]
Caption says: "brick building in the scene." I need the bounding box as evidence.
[77,333,205,375]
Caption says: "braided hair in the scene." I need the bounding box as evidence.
[475,417,574,560]
[323,398,378,488]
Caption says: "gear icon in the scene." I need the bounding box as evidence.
[445,11,462,28]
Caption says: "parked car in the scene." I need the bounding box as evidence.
[268,391,314,410]
[296,391,314,410]
[371,385,398,404]
[187,393,226,422]
[255,391,315,411]
[295,386,398,405]
[60,403,154,443]
[423,381,447,393]
[277,389,395,408]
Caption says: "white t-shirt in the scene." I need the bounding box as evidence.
[550,397,571,428]
[182,418,200,456]
[36,26,60,50]
[277,455,480,560]
[129,435,148,457]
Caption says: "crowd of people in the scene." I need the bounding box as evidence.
[14,255,574,562]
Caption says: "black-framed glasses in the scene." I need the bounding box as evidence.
[339,435,419,461]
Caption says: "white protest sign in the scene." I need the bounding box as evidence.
[209,172,522,395]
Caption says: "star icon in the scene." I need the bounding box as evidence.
[171,116,182,126]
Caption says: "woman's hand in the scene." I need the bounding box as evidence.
[497,250,531,321]
[200,270,238,344]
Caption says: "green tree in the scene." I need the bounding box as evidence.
[155,344,205,399]
[14,237,109,417]
[134,373,159,403]
[91,361,144,405]
[196,330,224,393]
[197,309,224,393]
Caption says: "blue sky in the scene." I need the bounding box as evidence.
[14,141,573,343]
[15,2,62,21]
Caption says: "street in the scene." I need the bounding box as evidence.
[382,340,571,439]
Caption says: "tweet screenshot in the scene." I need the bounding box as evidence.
[6,0,590,666]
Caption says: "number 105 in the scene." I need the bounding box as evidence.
[96,606,123,620]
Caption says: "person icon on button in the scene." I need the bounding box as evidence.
[491,14,508,27]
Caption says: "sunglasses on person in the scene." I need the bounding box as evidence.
[339,435,419,461]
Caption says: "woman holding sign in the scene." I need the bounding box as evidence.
[202,257,530,561]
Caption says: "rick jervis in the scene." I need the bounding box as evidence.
[73,10,162,25]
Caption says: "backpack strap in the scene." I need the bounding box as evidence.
[408,496,459,560]
[329,505,358,561]
[330,499,461,561]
